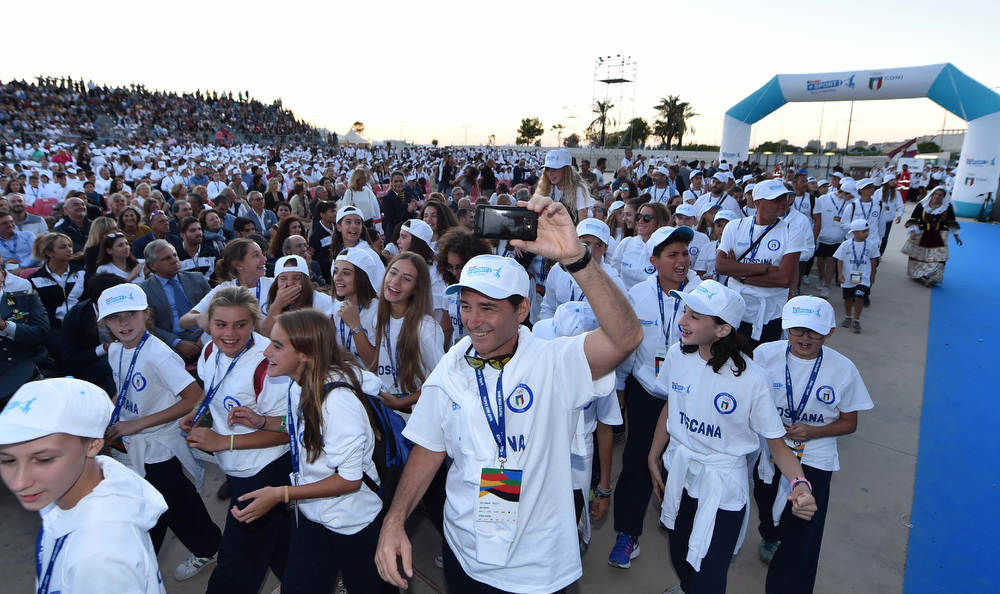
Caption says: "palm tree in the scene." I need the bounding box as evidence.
[551,124,565,147]
[589,100,615,147]
[653,96,698,149]
[671,103,699,149]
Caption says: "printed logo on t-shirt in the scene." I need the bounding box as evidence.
[131,372,147,392]
[643,265,655,274]
[223,396,241,411]
[714,392,737,414]
[767,239,782,251]
[689,246,700,256]
[816,385,836,405]
[507,384,533,413]
[671,381,691,394]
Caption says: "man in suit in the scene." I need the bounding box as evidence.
[139,240,210,362]
[0,267,50,400]
[244,191,278,235]
[133,209,184,258]
[309,201,337,285]
[61,272,122,394]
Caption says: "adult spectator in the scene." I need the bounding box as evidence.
[647,167,680,205]
[610,167,630,194]
[0,267,50,400]
[168,199,194,235]
[52,196,91,259]
[342,168,383,234]
[28,232,85,362]
[233,216,257,238]
[211,191,238,231]
[189,165,209,188]
[60,272,123,392]
[282,234,326,287]
[693,173,742,214]
[139,240,210,361]
[456,207,474,232]
[376,195,643,593]
[6,194,49,236]
[382,170,417,241]
[309,201,338,284]
[117,205,150,245]
[0,210,40,275]
[715,179,805,346]
[206,170,228,200]
[480,158,498,197]
[176,216,219,282]
[132,209,184,258]
[244,191,278,234]
[198,208,231,253]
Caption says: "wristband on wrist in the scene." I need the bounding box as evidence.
[562,245,592,273]
[790,477,812,493]
[594,485,613,499]
[229,434,235,451]
[284,485,289,503]
[280,416,287,433]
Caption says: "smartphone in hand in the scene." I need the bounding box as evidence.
[474,206,538,241]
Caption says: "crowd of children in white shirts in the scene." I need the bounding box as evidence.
[0,147,890,594]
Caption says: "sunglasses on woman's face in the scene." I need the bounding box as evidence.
[636,214,655,223]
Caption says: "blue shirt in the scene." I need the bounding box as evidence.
[155,274,186,345]
[0,230,39,268]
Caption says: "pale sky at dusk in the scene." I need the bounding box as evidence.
[8,0,1000,149]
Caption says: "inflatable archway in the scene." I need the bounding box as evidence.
[719,63,1000,217]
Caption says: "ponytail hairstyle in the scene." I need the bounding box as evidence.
[679,316,752,376]
[275,309,373,463]
[216,238,258,282]
[372,252,433,393]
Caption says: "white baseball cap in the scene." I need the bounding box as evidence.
[670,279,746,329]
[274,255,310,277]
[675,203,698,218]
[745,183,756,193]
[401,219,434,246]
[839,179,859,198]
[608,200,625,213]
[715,209,740,223]
[711,172,728,183]
[782,296,835,335]
[754,179,793,201]
[334,247,384,294]
[532,301,598,340]
[882,172,896,183]
[849,219,870,232]
[832,171,845,179]
[689,169,703,179]
[576,218,611,246]
[817,179,830,187]
[97,283,148,321]
[856,178,876,190]
[446,255,529,300]
[654,166,671,176]
[543,149,572,170]
[0,378,113,445]
[336,205,364,224]
[647,225,694,258]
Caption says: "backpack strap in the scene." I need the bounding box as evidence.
[203,341,214,361]
[324,380,383,492]
[253,359,269,397]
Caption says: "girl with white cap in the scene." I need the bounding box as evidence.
[396,218,449,342]
[538,149,590,222]
[180,286,292,593]
[873,173,905,256]
[260,254,336,335]
[331,205,380,261]
[98,283,223,580]
[0,378,168,593]
[751,295,873,593]
[332,247,384,365]
[647,279,817,594]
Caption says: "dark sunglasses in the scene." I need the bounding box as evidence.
[635,214,655,223]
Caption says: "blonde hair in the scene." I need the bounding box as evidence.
[536,166,587,223]
[33,232,73,262]
[206,285,262,332]
[348,168,367,192]
[84,216,119,249]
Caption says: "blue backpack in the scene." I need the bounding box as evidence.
[324,381,412,503]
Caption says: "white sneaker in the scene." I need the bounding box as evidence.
[819,286,830,298]
[802,275,811,285]
[174,552,217,580]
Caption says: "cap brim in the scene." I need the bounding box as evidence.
[782,317,833,335]
[445,282,517,300]
[0,423,50,446]
[531,318,558,341]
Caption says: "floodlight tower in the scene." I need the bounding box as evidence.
[591,55,637,160]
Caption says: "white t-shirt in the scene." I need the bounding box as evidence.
[815,194,852,246]
[551,184,589,214]
[694,239,728,285]
[539,261,626,321]
[848,199,884,243]
[833,237,880,288]
[718,216,806,339]
[404,329,614,593]
[193,277,274,316]
[784,208,816,262]
[655,343,786,510]
[196,333,289,477]
[687,229,711,262]
[618,272,699,396]
[682,188,703,204]
[331,298,379,364]
[753,342,874,472]
[789,194,814,222]
[647,186,677,205]
[374,314,444,398]
[694,192,741,215]
[613,235,654,292]
[873,188,905,222]
[96,262,146,282]
[287,369,384,534]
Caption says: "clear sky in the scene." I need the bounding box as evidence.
[8,0,1000,149]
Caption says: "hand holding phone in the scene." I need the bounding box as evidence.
[474,205,537,241]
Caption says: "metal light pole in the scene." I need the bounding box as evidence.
[397,120,405,140]
[461,125,471,146]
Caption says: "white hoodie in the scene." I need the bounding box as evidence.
[36,456,167,593]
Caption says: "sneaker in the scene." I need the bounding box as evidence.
[819,286,830,298]
[758,539,780,564]
[335,580,348,594]
[174,553,218,580]
[802,275,811,285]
[217,481,231,499]
[608,533,640,568]
[663,587,685,594]
[853,319,862,334]
[841,316,852,328]
[435,551,444,569]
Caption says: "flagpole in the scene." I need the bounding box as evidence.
[844,101,855,163]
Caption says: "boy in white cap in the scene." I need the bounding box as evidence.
[539,218,626,320]
[833,220,880,333]
[671,203,710,261]
[0,378,168,593]
[751,296,873,592]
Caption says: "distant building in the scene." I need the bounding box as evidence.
[825,141,838,151]
[806,140,821,150]
[853,140,869,149]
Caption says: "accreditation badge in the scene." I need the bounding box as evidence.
[655,348,667,377]
[850,271,863,284]
[476,468,522,523]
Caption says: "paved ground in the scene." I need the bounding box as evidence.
[0,203,942,593]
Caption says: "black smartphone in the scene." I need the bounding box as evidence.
[474,205,538,241]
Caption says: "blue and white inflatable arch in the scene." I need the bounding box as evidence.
[719,63,1000,217]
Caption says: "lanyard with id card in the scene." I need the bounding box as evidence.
[285,383,300,526]
[655,280,686,376]
[474,367,522,523]
[773,346,823,462]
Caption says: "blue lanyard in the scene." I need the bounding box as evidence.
[286,383,300,474]
[454,299,464,339]
[851,241,868,268]
[569,282,585,304]
[475,367,508,468]
[834,197,848,216]
[746,218,779,262]
[35,530,66,594]
[383,326,400,391]
[859,200,872,220]
[234,278,262,306]
[0,233,18,257]
[652,186,670,203]
[192,337,254,425]
[338,305,363,351]
[109,331,150,427]
[656,280,686,346]
[784,345,823,425]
